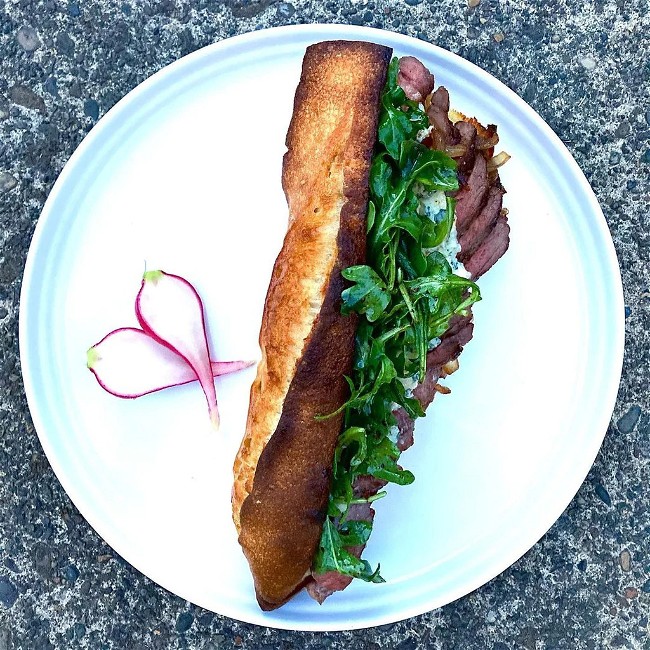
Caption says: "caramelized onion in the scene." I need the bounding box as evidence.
[487,151,511,172]
[441,358,460,376]
[446,144,468,158]
[477,133,500,150]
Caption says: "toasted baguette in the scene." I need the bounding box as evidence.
[232,40,391,610]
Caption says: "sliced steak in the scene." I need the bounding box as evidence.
[394,406,417,452]
[429,85,449,110]
[455,154,489,236]
[427,318,474,368]
[306,570,353,604]
[454,121,478,179]
[306,500,376,603]
[398,56,435,102]
[410,364,443,413]
[475,123,499,159]
[353,474,388,499]
[346,501,374,522]
[457,186,504,262]
[464,215,510,279]
[427,86,459,150]
[443,313,471,338]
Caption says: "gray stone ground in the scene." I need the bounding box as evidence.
[0,0,649,648]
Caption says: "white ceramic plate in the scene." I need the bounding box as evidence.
[19,25,624,631]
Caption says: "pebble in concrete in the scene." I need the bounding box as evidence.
[619,549,632,572]
[617,406,641,433]
[84,99,100,120]
[0,578,18,608]
[580,56,597,70]
[16,26,41,52]
[175,611,194,633]
[9,85,46,113]
[0,173,18,193]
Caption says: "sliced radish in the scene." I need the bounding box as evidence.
[87,327,254,398]
[209,359,255,377]
[135,270,221,428]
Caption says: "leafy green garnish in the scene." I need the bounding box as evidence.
[312,58,481,584]
[314,518,385,583]
[377,58,430,159]
[369,142,458,287]
[421,196,455,249]
[341,266,391,322]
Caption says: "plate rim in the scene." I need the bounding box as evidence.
[19,23,625,631]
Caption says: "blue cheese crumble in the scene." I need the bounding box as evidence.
[413,183,471,279]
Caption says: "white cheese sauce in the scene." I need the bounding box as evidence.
[430,224,471,278]
[394,171,471,384]
[414,184,471,278]
[398,373,420,397]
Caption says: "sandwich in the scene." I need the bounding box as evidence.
[231,40,510,610]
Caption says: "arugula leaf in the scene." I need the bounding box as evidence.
[393,191,424,241]
[336,426,367,471]
[369,141,458,265]
[421,196,455,248]
[339,519,373,546]
[313,518,385,583]
[366,200,376,233]
[377,59,429,160]
[385,379,425,419]
[341,266,391,322]
[386,55,400,88]
[398,141,459,191]
[370,154,392,203]
[378,101,415,161]
[362,437,415,486]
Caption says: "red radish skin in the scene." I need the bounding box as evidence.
[86,327,254,398]
[135,270,222,428]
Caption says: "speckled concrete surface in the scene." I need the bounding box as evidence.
[0,1,648,648]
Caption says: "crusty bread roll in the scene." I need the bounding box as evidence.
[232,40,391,610]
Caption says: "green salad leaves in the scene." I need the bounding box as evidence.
[312,58,481,583]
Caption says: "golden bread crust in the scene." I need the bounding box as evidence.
[232,40,391,609]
